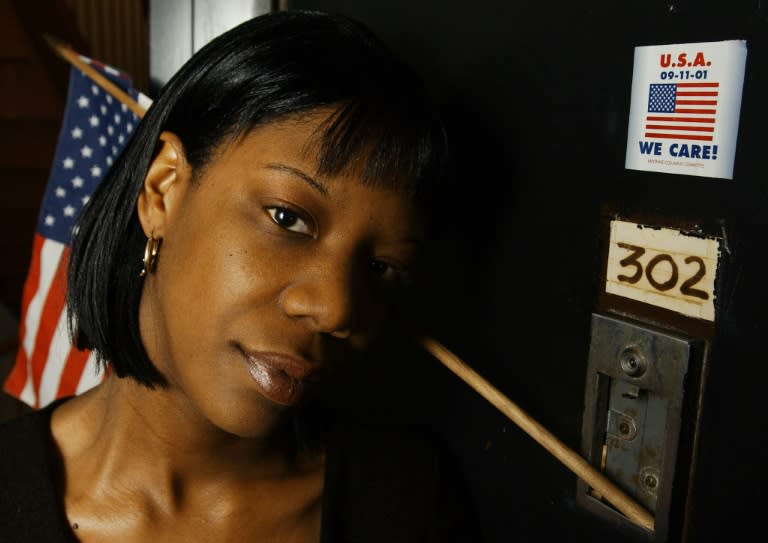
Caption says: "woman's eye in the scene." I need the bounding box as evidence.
[370,259,411,285]
[266,207,312,235]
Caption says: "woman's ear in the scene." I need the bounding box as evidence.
[137,131,191,238]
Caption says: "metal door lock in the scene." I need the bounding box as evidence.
[577,313,702,542]
[619,346,647,377]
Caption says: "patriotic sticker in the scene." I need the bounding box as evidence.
[625,40,747,180]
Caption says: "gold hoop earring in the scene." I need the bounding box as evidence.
[139,236,161,277]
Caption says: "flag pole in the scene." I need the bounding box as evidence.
[419,336,655,532]
[43,34,146,118]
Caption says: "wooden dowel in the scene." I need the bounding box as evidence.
[43,34,146,118]
[419,336,655,532]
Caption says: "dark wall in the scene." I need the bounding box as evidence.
[289,2,768,542]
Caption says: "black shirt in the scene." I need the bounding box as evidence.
[0,401,481,542]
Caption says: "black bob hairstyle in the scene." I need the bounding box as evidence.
[67,10,448,387]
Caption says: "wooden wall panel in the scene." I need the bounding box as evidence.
[64,0,149,93]
[0,0,33,59]
[0,119,59,166]
[0,63,62,119]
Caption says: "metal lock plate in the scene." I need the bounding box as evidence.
[577,313,698,541]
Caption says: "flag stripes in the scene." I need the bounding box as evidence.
[645,82,719,142]
[3,56,146,408]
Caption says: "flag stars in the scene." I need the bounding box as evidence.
[41,69,142,231]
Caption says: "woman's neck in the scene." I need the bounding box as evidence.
[51,373,321,506]
[49,375,326,540]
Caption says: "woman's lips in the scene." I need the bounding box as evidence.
[240,349,315,406]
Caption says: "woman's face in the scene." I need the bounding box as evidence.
[137,111,423,437]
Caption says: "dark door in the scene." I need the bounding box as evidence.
[289,1,768,541]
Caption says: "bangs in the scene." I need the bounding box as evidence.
[312,99,445,197]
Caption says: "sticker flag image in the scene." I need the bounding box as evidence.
[645,82,718,142]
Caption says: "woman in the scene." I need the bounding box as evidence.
[0,9,478,542]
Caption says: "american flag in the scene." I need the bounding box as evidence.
[645,82,719,141]
[3,58,148,407]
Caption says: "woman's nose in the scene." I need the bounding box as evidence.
[278,261,360,338]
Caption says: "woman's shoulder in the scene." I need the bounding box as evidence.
[327,420,472,496]
[323,421,483,542]
[0,401,55,463]
[0,400,75,542]
[331,420,448,457]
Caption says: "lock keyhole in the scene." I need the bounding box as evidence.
[619,346,647,377]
